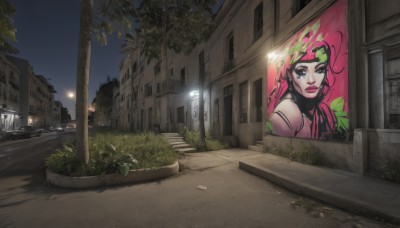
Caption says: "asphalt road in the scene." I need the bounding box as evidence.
[0,132,394,228]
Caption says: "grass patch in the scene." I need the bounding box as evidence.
[271,142,323,166]
[180,127,229,151]
[378,160,400,183]
[46,132,177,177]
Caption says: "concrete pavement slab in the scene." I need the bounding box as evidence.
[238,152,400,224]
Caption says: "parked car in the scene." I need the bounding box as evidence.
[37,128,49,133]
[8,126,41,140]
[55,125,64,132]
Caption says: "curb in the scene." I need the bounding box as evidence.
[46,161,179,189]
[239,161,400,225]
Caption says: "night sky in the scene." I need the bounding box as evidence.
[9,0,124,119]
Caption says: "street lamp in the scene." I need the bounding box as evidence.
[67,91,75,99]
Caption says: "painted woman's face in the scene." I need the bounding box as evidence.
[291,61,327,99]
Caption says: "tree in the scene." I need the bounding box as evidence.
[94,77,118,125]
[0,0,18,53]
[61,106,72,124]
[134,0,215,149]
[75,0,135,164]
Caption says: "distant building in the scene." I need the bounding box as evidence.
[0,54,21,131]
[7,56,57,128]
[53,100,62,127]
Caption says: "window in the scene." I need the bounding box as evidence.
[154,61,161,76]
[386,45,400,129]
[214,99,219,123]
[132,61,137,76]
[169,68,174,78]
[157,83,160,93]
[177,106,184,123]
[224,32,235,71]
[293,0,312,16]
[148,107,153,129]
[254,79,263,122]
[180,67,186,88]
[254,2,263,41]
[145,83,153,97]
[199,51,205,79]
[240,82,248,123]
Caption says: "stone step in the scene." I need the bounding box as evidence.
[173,143,191,149]
[165,136,184,140]
[255,140,263,145]
[248,145,263,152]
[169,141,187,145]
[167,138,186,142]
[162,133,180,137]
[176,148,196,153]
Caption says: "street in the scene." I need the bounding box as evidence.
[0,132,394,228]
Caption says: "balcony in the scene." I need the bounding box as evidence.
[158,79,184,95]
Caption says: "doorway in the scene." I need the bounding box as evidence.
[223,85,233,135]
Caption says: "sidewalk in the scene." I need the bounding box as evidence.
[237,152,400,224]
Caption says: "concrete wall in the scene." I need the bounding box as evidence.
[264,135,356,172]
[367,129,400,174]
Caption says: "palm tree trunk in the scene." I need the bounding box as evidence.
[75,0,93,165]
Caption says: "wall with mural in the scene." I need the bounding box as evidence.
[266,0,348,140]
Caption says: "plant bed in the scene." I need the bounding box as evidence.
[46,161,179,188]
[45,132,179,188]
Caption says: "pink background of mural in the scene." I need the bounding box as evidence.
[266,0,348,130]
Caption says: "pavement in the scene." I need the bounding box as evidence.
[1,146,399,227]
[237,151,400,225]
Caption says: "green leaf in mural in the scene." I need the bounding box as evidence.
[266,120,274,134]
[334,111,347,117]
[330,97,345,112]
[330,97,349,132]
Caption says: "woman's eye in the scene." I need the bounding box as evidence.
[295,69,307,77]
[315,67,327,74]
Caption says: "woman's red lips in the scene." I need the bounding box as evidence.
[305,86,319,93]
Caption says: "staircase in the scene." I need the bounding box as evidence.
[248,140,263,152]
[162,133,196,156]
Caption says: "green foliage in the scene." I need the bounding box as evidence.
[93,0,137,45]
[180,127,228,151]
[0,0,18,53]
[265,120,274,134]
[45,145,80,175]
[271,142,323,166]
[378,160,400,183]
[289,143,323,165]
[46,132,177,177]
[330,97,349,133]
[95,77,118,114]
[135,0,216,60]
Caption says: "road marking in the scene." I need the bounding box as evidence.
[0,154,8,158]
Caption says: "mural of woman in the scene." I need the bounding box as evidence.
[267,19,348,140]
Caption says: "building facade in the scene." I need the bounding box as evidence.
[117,0,400,176]
[6,56,59,129]
[0,54,21,131]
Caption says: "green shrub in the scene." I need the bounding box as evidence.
[46,132,177,177]
[379,160,400,183]
[45,145,80,175]
[180,127,228,151]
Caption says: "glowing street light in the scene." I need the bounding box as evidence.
[67,91,75,99]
